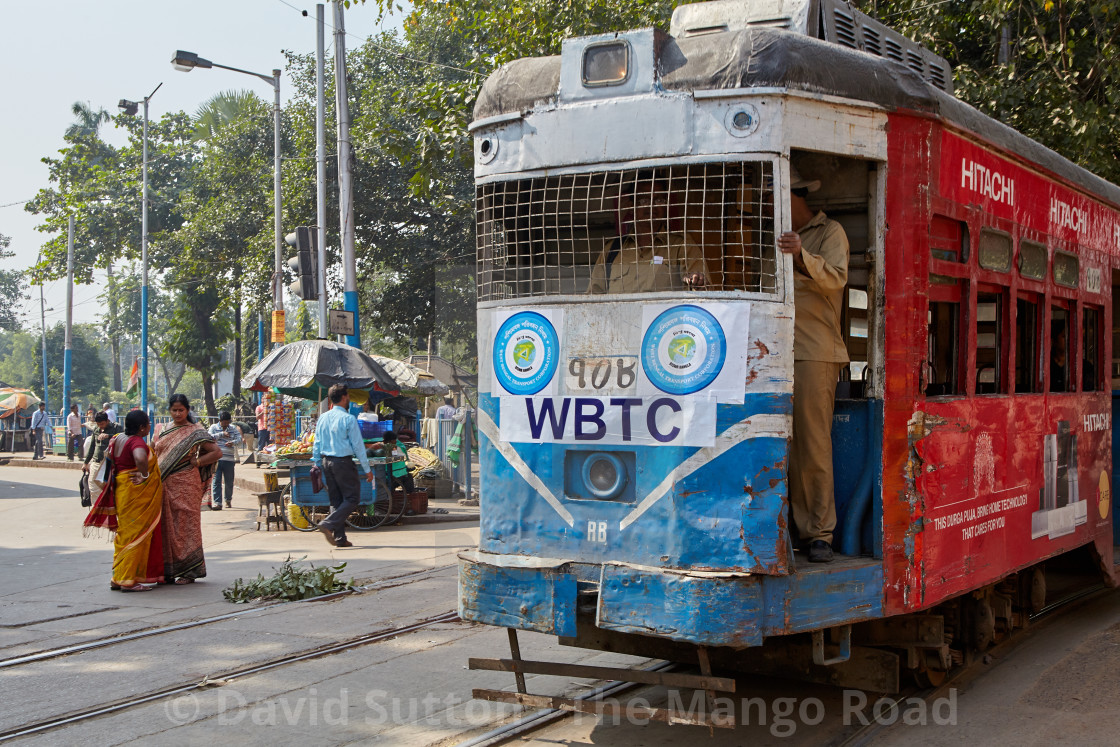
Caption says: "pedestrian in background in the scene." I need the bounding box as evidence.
[255,401,270,451]
[207,411,242,510]
[312,385,376,548]
[66,404,84,461]
[30,402,48,460]
[435,397,456,420]
[103,402,117,424]
[84,412,123,493]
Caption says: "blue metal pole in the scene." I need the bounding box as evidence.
[63,215,74,417]
[140,95,151,416]
[344,290,360,348]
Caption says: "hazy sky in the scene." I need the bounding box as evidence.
[0,0,404,328]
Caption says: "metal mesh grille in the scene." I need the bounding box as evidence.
[476,161,776,301]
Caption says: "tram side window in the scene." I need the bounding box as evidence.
[1015,295,1041,393]
[1050,306,1072,392]
[930,214,969,263]
[475,163,778,301]
[975,291,1004,394]
[1082,306,1102,391]
[927,295,962,397]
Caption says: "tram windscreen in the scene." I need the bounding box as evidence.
[475,162,777,300]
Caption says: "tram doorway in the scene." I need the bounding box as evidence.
[789,150,883,557]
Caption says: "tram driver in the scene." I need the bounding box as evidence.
[777,166,850,563]
[587,172,708,294]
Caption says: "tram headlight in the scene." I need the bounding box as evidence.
[581,453,627,499]
[582,41,630,87]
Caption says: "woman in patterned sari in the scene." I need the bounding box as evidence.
[152,394,221,584]
[83,410,164,591]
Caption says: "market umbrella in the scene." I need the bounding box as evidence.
[241,340,400,401]
[371,356,450,397]
[0,388,40,419]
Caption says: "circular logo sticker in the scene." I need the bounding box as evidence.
[493,311,559,395]
[1099,471,1110,520]
[641,305,727,395]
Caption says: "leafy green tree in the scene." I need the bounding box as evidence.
[0,331,42,392]
[193,90,260,140]
[163,280,233,416]
[0,235,26,332]
[172,91,278,402]
[65,101,111,140]
[40,323,109,407]
[290,301,313,342]
[871,0,1120,184]
[104,267,187,396]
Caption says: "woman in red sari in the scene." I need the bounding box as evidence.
[84,410,164,591]
[152,394,221,584]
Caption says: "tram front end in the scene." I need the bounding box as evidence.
[460,18,884,658]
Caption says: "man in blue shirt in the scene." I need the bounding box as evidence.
[30,403,49,460]
[312,384,375,547]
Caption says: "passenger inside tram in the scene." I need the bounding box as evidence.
[779,165,851,564]
[586,172,708,293]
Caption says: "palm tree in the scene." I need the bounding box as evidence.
[193,90,261,140]
[65,101,110,139]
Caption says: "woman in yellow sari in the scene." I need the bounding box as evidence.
[84,410,164,591]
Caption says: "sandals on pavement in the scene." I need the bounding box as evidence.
[119,583,154,592]
[173,578,196,585]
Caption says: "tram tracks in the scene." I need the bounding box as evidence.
[0,563,457,670]
[0,611,462,743]
[835,581,1112,747]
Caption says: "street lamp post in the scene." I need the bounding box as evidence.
[119,82,162,417]
[171,50,283,346]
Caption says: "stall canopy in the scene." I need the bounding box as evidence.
[241,340,400,402]
[0,388,41,419]
[371,356,449,397]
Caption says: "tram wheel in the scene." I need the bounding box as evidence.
[911,652,949,688]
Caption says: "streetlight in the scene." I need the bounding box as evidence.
[171,49,284,347]
[118,82,162,417]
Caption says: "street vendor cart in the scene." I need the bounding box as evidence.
[277,454,409,531]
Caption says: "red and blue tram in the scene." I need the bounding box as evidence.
[459,0,1120,695]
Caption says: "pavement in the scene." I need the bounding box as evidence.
[1,452,479,525]
[0,464,649,746]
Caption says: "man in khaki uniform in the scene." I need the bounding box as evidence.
[778,166,849,563]
[588,174,708,294]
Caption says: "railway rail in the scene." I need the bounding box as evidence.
[0,563,457,671]
[0,611,461,742]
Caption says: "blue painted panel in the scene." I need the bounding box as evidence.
[597,564,764,647]
[594,558,882,645]
[478,392,792,574]
[458,556,578,637]
[832,399,884,557]
[758,561,882,635]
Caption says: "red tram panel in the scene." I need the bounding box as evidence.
[881,113,1119,615]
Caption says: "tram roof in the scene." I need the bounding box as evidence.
[474,28,1120,209]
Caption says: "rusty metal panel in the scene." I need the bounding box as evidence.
[458,553,577,637]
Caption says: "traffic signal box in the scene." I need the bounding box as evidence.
[285,226,319,301]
